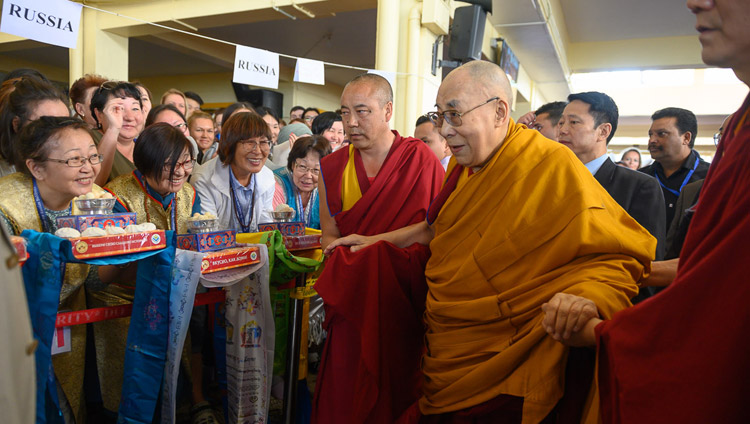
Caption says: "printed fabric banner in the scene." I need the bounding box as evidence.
[0,0,82,49]
[201,244,274,424]
[233,45,280,89]
[161,249,206,424]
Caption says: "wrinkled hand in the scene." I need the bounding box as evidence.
[323,234,376,256]
[541,293,600,346]
[517,111,536,127]
[102,99,125,131]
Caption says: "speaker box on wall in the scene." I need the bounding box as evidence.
[232,84,284,119]
[448,5,487,63]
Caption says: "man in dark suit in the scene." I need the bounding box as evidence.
[558,92,666,300]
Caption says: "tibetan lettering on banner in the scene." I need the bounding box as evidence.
[0,0,82,49]
[233,45,280,90]
[294,58,325,85]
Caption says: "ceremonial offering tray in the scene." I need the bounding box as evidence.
[201,246,261,274]
[283,234,322,251]
[270,210,294,222]
[257,221,305,236]
[68,230,166,259]
[10,236,28,264]
[177,229,236,252]
[57,212,137,232]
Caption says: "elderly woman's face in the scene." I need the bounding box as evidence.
[291,150,321,193]
[145,148,192,196]
[31,128,100,202]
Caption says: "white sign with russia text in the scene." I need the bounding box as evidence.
[233,45,280,90]
[0,0,82,49]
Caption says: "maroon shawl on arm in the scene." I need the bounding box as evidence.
[596,94,750,423]
[312,131,444,424]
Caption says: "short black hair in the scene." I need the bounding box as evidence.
[416,114,433,127]
[651,107,698,148]
[567,91,619,143]
[311,111,342,135]
[146,104,186,128]
[2,68,49,83]
[222,102,256,127]
[257,106,279,122]
[184,91,204,106]
[133,123,193,182]
[290,105,304,115]
[534,101,566,126]
[303,107,319,118]
[90,81,142,128]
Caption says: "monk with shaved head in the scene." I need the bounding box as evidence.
[312,73,444,423]
[329,60,654,422]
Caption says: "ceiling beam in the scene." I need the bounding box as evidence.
[568,36,704,73]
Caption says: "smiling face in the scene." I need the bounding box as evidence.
[164,93,186,116]
[262,114,280,143]
[31,128,100,201]
[99,95,143,141]
[189,117,215,151]
[231,136,270,178]
[137,86,152,117]
[322,121,345,151]
[435,70,507,170]
[145,148,191,196]
[291,150,321,194]
[688,0,750,74]
[340,82,392,150]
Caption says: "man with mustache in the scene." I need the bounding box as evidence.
[544,0,750,422]
[312,73,444,423]
[640,107,709,225]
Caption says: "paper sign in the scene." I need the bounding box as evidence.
[0,0,82,49]
[368,69,397,91]
[294,58,325,85]
[51,325,71,355]
[233,45,280,90]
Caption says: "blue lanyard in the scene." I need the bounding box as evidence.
[230,174,256,233]
[655,156,699,197]
[136,171,177,231]
[32,177,71,233]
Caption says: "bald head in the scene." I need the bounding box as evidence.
[343,73,393,107]
[447,61,513,104]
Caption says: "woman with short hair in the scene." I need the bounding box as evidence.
[272,135,331,229]
[189,111,218,163]
[192,112,275,232]
[0,117,103,423]
[69,73,107,129]
[160,88,188,116]
[90,81,144,185]
[311,111,345,151]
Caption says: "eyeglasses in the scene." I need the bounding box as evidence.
[304,115,317,122]
[96,80,120,95]
[163,158,196,173]
[171,122,187,130]
[46,153,103,167]
[239,139,272,151]
[427,97,500,128]
[294,160,320,176]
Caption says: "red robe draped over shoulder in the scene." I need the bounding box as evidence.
[596,94,750,423]
[312,131,444,424]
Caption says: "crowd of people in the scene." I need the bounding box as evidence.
[2,0,750,422]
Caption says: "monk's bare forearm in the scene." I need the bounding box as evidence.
[384,221,434,248]
[639,258,678,287]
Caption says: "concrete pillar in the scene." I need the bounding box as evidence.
[81,7,129,81]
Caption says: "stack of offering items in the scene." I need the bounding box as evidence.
[258,203,305,236]
[177,213,261,274]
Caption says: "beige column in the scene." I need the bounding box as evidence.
[81,7,129,81]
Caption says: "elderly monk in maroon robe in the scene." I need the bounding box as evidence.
[312,73,444,424]
[543,1,750,422]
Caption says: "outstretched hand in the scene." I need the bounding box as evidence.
[541,293,601,347]
[323,234,376,256]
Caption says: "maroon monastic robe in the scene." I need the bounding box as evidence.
[596,94,750,423]
[312,132,444,424]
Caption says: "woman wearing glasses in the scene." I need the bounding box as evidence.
[193,112,275,232]
[90,81,144,185]
[88,123,200,415]
[272,135,331,229]
[0,117,105,423]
